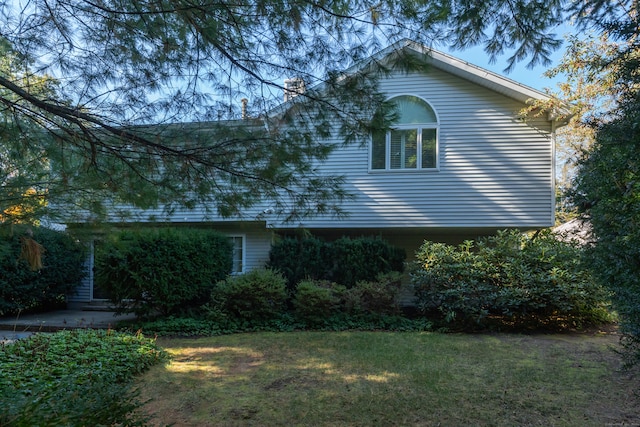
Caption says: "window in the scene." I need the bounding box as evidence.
[229,235,244,274]
[371,95,438,171]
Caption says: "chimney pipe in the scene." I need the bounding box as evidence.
[284,78,306,102]
[241,98,248,120]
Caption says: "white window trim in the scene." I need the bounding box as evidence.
[369,94,441,172]
[228,234,246,275]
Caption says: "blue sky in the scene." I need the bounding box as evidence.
[440,23,577,93]
[445,44,566,93]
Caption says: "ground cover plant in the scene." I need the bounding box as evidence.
[136,331,639,426]
[0,329,167,426]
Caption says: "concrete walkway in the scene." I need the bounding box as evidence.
[0,310,138,344]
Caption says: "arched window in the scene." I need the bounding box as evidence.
[371,95,438,170]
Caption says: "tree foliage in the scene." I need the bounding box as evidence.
[567,1,640,366]
[0,39,58,225]
[0,0,577,223]
[524,32,626,222]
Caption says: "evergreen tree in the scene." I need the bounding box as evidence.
[0,39,57,224]
[0,0,569,223]
[568,0,640,366]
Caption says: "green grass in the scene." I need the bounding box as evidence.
[138,331,639,426]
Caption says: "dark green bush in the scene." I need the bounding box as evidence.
[268,236,405,289]
[345,272,404,316]
[0,226,86,316]
[211,269,287,323]
[330,237,405,287]
[293,280,346,326]
[266,236,331,293]
[95,228,232,317]
[410,230,613,330]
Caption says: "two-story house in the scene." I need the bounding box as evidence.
[67,39,565,305]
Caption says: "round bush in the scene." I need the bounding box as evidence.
[212,269,287,323]
[410,230,612,330]
[293,280,346,326]
[346,272,404,316]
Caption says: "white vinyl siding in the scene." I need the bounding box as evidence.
[228,230,273,274]
[90,68,553,232]
[279,68,554,231]
[67,243,94,304]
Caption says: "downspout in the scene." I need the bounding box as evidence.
[550,119,557,226]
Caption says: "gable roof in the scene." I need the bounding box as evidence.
[274,39,568,125]
[348,39,551,105]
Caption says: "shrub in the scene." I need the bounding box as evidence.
[266,236,331,293]
[95,228,232,317]
[293,280,346,326]
[330,237,406,287]
[345,272,404,316]
[410,230,613,330]
[211,269,287,323]
[268,236,405,289]
[0,226,87,316]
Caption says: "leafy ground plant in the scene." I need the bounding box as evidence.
[0,329,168,426]
[137,330,639,426]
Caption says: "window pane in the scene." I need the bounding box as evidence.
[390,129,417,169]
[395,96,437,124]
[421,128,437,168]
[404,129,417,168]
[230,236,243,273]
[371,131,386,169]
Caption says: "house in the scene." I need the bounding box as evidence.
[67,39,565,306]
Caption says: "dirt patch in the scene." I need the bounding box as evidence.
[495,330,640,423]
[139,332,640,426]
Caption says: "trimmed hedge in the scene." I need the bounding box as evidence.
[410,230,613,330]
[267,235,405,290]
[95,228,232,317]
[0,226,86,316]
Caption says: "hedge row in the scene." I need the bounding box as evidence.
[198,269,402,330]
[96,228,612,333]
[0,226,86,316]
[95,228,233,317]
[267,236,406,291]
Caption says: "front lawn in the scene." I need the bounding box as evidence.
[138,330,639,426]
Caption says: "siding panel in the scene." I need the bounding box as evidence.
[276,68,553,230]
[79,66,553,233]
